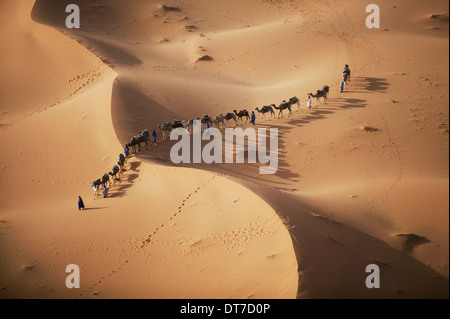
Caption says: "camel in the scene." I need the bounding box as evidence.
[128,136,141,153]
[212,114,225,130]
[109,165,120,182]
[158,122,172,140]
[129,134,147,152]
[187,117,200,134]
[201,115,212,129]
[233,109,250,125]
[308,85,330,106]
[255,105,275,122]
[101,173,110,188]
[140,129,150,140]
[172,120,186,129]
[223,112,237,127]
[273,101,292,118]
[137,131,149,150]
[158,121,185,139]
[343,65,351,85]
[288,96,300,111]
[118,153,126,170]
[91,179,101,200]
[139,129,150,147]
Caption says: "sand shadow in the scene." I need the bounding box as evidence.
[351,77,390,93]
[338,98,368,109]
[75,34,142,66]
[245,185,449,299]
[135,92,369,188]
[32,1,142,66]
[395,234,431,253]
[82,207,107,211]
[108,161,141,198]
[137,123,301,189]
[111,78,182,146]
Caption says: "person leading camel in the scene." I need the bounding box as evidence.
[251,111,256,125]
[152,129,157,144]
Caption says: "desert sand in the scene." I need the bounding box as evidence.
[0,0,448,299]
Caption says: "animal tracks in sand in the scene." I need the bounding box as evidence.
[7,63,107,126]
[374,112,405,200]
[145,218,278,259]
[140,183,207,249]
[81,176,215,296]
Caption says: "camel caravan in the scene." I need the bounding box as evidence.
[90,152,127,200]
[124,84,330,151]
[88,64,350,198]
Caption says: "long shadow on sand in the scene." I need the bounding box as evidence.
[83,207,107,211]
[138,91,370,190]
[344,77,390,94]
[245,184,449,299]
[32,0,142,67]
[108,160,141,198]
[111,78,182,146]
[132,75,450,298]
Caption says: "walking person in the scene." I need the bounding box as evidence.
[78,196,85,211]
[307,95,312,109]
[92,184,98,200]
[205,123,211,137]
[102,185,108,198]
[152,129,157,144]
[340,80,345,93]
[250,111,256,125]
[124,144,130,158]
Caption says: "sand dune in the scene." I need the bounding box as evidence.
[0,0,448,299]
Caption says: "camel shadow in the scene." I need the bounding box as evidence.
[350,77,390,93]
[338,98,368,109]
[136,92,369,188]
[128,161,141,173]
[137,123,301,189]
[134,86,372,189]
[108,161,141,198]
[363,77,389,92]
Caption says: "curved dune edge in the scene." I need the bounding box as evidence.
[0,0,298,299]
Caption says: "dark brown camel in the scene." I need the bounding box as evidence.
[233,109,250,125]
[308,85,330,106]
[157,122,172,140]
[273,101,292,118]
[255,105,275,122]
[288,96,300,111]
[223,112,237,127]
